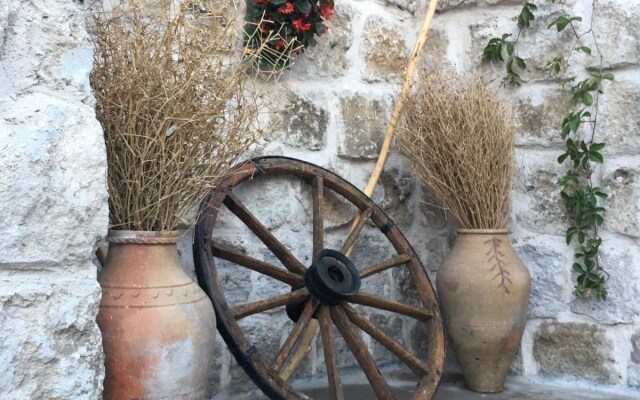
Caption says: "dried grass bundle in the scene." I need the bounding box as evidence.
[91,0,278,231]
[397,72,515,229]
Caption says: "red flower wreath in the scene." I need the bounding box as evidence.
[246,0,335,66]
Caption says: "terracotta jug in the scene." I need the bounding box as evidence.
[97,230,216,399]
[436,229,531,392]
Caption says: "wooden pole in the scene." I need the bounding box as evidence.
[346,0,439,256]
[280,0,440,381]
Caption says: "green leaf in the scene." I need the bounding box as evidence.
[577,46,592,55]
[295,0,311,13]
[589,151,604,163]
[548,16,569,32]
[515,56,526,70]
[558,153,569,163]
[581,91,593,105]
[572,263,585,273]
[590,143,605,151]
[272,0,287,4]
[602,72,615,80]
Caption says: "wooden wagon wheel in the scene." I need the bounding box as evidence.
[193,156,445,400]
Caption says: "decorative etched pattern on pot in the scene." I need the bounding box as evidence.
[485,237,512,293]
[100,281,207,308]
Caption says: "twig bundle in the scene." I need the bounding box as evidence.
[91,0,277,231]
[397,72,515,229]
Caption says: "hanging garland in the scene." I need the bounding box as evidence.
[246,0,334,67]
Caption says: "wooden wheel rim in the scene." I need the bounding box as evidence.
[193,156,445,400]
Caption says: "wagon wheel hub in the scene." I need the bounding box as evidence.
[306,249,361,306]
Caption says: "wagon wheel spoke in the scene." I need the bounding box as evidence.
[318,305,344,400]
[312,177,324,261]
[331,306,395,400]
[231,288,309,320]
[280,320,319,381]
[223,192,307,275]
[272,300,319,374]
[360,254,411,279]
[348,293,434,322]
[340,207,373,254]
[211,242,304,287]
[342,304,429,376]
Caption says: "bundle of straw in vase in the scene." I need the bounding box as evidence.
[397,71,515,229]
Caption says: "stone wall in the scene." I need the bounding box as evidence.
[186,0,640,397]
[1,0,639,399]
[0,1,107,399]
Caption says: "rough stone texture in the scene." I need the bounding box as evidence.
[534,322,616,384]
[602,162,640,238]
[512,85,571,148]
[416,28,450,78]
[384,0,418,14]
[470,4,578,83]
[630,331,640,387]
[338,95,389,159]
[437,0,478,12]
[590,0,640,70]
[597,78,640,154]
[361,17,409,82]
[0,1,107,399]
[278,92,329,151]
[511,150,568,236]
[293,1,354,79]
[512,236,571,318]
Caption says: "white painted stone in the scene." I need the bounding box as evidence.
[0,0,107,398]
[512,234,572,318]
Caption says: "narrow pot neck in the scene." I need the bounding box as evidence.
[107,230,181,244]
[457,229,509,235]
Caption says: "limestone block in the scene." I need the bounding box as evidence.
[570,234,640,324]
[511,150,569,236]
[384,0,418,14]
[512,236,571,318]
[278,92,328,151]
[630,331,640,387]
[533,322,616,384]
[470,4,579,84]
[602,162,640,238]
[361,17,409,82]
[416,29,450,77]
[338,94,390,160]
[511,84,572,148]
[0,1,107,398]
[294,2,354,78]
[437,0,477,12]
[590,0,640,69]
[0,274,104,399]
[597,78,640,154]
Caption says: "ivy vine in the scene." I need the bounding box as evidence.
[482,0,612,300]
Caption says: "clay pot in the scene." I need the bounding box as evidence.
[436,229,531,393]
[97,230,216,399]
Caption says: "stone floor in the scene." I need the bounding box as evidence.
[241,370,640,400]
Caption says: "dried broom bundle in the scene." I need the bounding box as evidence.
[397,72,515,229]
[91,0,279,231]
